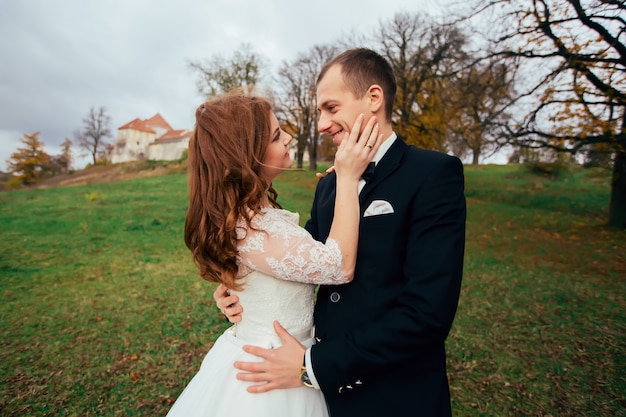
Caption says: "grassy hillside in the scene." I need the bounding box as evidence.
[0,164,624,416]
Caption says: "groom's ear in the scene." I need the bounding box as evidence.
[366,84,384,114]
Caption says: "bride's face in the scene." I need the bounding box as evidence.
[261,112,293,180]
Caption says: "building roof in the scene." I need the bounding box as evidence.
[144,113,173,131]
[118,118,156,133]
[118,113,174,133]
[152,129,193,144]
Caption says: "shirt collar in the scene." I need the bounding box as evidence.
[371,132,397,165]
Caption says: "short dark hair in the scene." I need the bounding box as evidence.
[317,48,396,122]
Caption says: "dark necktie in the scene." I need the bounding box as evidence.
[361,162,376,183]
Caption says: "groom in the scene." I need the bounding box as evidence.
[216,48,466,416]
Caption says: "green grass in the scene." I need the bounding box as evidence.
[1,164,624,416]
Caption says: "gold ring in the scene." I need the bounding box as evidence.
[367,145,373,149]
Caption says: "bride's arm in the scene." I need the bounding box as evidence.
[325,114,380,281]
[238,115,382,285]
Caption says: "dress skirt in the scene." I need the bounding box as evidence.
[166,326,329,417]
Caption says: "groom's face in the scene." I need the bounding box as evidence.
[316,64,372,147]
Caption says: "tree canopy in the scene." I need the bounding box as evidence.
[468,0,626,227]
[74,107,112,166]
[188,43,266,99]
[275,45,339,170]
[6,132,51,186]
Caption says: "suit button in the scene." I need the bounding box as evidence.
[330,292,341,303]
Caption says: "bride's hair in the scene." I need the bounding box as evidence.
[184,94,281,290]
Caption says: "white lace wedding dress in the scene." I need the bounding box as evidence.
[166,208,350,417]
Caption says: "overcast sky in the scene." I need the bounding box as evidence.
[0,0,454,171]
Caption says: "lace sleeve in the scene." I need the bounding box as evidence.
[236,209,350,285]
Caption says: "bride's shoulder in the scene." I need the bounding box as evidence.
[258,207,300,225]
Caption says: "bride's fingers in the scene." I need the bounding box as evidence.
[345,115,376,150]
[343,114,372,147]
[357,116,378,147]
[346,114,365,146]
[369,133,384,154]
[361,123,380,152]
[336,114,381,162]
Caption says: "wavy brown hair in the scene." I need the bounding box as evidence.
[184,94,281,290]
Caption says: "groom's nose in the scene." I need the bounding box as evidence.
[317,112,332,134]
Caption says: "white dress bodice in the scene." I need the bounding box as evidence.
[230,271,315,347]
[229,207,351,347]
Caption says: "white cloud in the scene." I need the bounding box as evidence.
[0,0,448,171]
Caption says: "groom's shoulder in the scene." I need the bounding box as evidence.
[395,135,458,163]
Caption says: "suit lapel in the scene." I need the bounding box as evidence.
[360,137,407,202]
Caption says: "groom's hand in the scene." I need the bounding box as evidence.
[315,165,335,180]
[234,320,305,393]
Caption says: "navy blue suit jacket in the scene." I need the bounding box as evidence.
[305,137,466,417]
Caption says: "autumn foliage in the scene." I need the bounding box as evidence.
[6,132,52,186]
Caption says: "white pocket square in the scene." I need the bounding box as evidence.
[364,200,395,217]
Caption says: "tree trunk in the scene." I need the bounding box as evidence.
[296,134,308,169]
[608,149,626,229]
[308,140,318,171]
[472,149,480,165]
[296,151,304,169]
[308,155,317,171]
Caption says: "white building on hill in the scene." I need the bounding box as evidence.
[108,114,192,164]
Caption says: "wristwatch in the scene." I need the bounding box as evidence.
[300,366,313,388]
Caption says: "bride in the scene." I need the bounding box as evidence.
[166,94,381,417]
